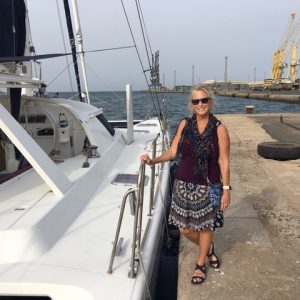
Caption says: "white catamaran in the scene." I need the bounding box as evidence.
[0,1,171,299]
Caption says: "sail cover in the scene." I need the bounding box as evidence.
[0,0,26,161]
[0,0,26,58]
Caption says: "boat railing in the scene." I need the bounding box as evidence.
[148,133,160,216]
[129,161,146,278]
[107,186,138,275]
[107,132,168,277]
[161,98,168,134]
[107,161,146,277]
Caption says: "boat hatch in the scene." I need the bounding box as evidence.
[136,123,158,127]
[111,173,149,186]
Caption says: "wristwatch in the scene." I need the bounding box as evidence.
[223,185,232,190]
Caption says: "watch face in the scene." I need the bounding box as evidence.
[223,186,232,190]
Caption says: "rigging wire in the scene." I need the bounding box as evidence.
[134,0,151,69]
[25,2,39,79]
[65,90,151,121]
[86,45,135,53]
[56,0,74,92]
[85,64,126,101]
[89,93,150,120]
[66,91,80,100]
[62,0,83,102]
[120,0,149,82]
[0,46,136,63]
[133,0,164,123]
[17,1,165,123]
[136,0,153,58]
[85,64,128,100]
[53,58,152,120]
[47,55,75,87]
[120,0,161,124]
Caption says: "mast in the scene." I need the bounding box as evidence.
[63,0,83,102]
[70,0,90,104]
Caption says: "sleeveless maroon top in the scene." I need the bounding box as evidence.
[175,127,221,185]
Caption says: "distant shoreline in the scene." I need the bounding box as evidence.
[140,90,189,94]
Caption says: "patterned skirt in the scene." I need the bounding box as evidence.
[168,179,223,231]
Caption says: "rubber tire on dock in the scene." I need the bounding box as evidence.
[257,142,300,161]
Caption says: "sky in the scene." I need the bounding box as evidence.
[26,0,300,92]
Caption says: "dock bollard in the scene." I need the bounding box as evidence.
[245,105,255,114]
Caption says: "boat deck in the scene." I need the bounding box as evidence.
[0,119,170,299]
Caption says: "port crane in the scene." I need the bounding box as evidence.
[271,12,300,82]
[289,36,300,82]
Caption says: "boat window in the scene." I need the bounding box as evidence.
[19,114,47,123]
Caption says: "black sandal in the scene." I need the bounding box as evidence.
[191,263,206,285]
[207,242,220,269]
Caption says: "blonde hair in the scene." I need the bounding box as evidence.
[187,85,215,112]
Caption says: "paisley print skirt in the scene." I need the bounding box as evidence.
[168,179,223,231]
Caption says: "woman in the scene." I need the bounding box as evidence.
[140,85,231,285]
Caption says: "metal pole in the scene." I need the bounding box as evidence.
[224,56,228,83]
[174,70,176,90]
[70,0,90,104]
[129,161,145,278]
[126,84,133,144]
[149,134,159,215]
[136,162,145,252]
[107,188,137,274]
[56,0,74,92]
[192,64,195,87]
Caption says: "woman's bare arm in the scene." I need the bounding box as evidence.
[140,119,187,165]
[217,124,231,210]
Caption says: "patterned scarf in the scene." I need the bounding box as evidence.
[182,113,220,178]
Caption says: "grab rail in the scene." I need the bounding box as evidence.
[161,98,168,134]
[107,131,169,277]
[129,161,146,278]
[107,161,146,277]
[107,187,138,275]
[148,133,160,216]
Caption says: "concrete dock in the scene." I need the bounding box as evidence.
[177,113,300,299]
[217,91,300,104]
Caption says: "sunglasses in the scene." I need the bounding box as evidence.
[191,97,210,105]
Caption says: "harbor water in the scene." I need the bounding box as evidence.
[52,91,300,135]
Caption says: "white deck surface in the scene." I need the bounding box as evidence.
[0,116,170,300]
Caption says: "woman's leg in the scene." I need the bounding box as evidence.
[197,230,213,265]
[179,227,199,244]
[190,229,213,283]
[179,228,215,252]
[179,228,219,269]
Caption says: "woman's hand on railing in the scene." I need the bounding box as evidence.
[140,154,152,165]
